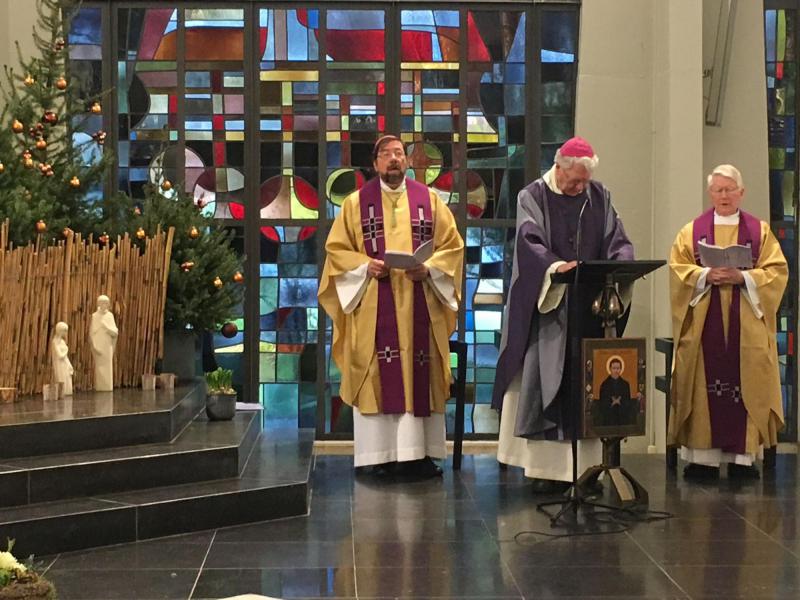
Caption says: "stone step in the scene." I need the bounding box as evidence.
[0,384,206,458]
[0,427,313,557]
[0,410,261,507]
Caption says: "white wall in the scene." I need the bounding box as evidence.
[703,0,770,221]
[0,2,40,77]
[577,0,769,453]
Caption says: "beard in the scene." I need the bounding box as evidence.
[380,162,405,187]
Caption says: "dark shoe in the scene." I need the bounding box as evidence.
[728,463,760,479]
[399,457,443,479]
[356,462,396,478]
[530,478,571,494]
[417,456,443,478]
[683,463,720,480]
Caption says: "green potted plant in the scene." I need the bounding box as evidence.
[0,540,55,600]
[204,367,237,421]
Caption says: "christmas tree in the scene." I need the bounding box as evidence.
[0,0,243,336]
[127,182,244,332]
[0,0,113,246]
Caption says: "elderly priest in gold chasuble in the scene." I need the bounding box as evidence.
[669,164,788,481]
[319,135,464,478]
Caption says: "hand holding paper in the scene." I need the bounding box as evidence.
[383,239,434,270]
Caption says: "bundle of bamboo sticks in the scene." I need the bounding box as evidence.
[0,220,174,396]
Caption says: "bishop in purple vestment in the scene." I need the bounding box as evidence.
[492,137,634,492]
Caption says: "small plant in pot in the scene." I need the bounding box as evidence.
[204,368,237,421]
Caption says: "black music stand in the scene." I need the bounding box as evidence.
[536,260,665,525]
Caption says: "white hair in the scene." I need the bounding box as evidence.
[707,164,743,189]
[555,150,599,174]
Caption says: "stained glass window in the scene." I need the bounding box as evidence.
[117,7,178,198]
[764,6,798,441]
[184,8,245,220]
[540,9,578,172]
[259,226,319,425]
[80,2,580,437]
[68,6,105,203]
[466,11,526,220]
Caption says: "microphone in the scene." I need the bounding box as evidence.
[574,194,590,280]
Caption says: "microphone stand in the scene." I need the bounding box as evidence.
[537,193,624,525]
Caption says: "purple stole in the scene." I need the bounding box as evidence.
[359,177,434,416]
[692,208,761,454]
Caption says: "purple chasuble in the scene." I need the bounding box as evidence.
[692,208,761,454]
[359,177,434,416]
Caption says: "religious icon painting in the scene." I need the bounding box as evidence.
[582,337,647,439]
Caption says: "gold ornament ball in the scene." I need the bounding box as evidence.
[69,175,80,188]
[90,102,102,114]
[56,77,67,90]
[23,158,34,169]
[0,162,5,173]
[213,276,224,289]
[35,220,47,233]
[233,271,244,283]
[189,226,200,239]
[161,180,173,192]
[24,74,35,86]
[36,139,47,150]
[135,227,146,240]
[180,261,195,272]
[12,120,24,133]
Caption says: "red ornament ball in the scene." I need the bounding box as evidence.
[221,322,238,338]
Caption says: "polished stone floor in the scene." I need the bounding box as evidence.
[38,452,800,599]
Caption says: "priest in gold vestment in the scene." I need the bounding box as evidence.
[319,136,464,477]
[669,164,788,480]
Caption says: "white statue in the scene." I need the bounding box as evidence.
[50,321,74,396]
[90,295,118,391]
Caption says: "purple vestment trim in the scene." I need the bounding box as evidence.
[692,208,761,454]
[359,177,433,416]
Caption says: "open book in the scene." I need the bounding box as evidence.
[383,239,433,270]
[697,240,752,269]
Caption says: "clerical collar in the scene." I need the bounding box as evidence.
[380,177,406,193]
[713,210,739,225]
[543,166,561,194]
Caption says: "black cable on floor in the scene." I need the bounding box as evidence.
[512,505,675,544]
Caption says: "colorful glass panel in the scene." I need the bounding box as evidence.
[184,8,245,219]
[466,11,526,220]
[455,226,514,434]
[68,7,105,204]
[540,9,578,173]
[400,10,460,215]
[325,10,387,219]
[116,7,178,198]
[765,8,797,440]
[259,227,319,425]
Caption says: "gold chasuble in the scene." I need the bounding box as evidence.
[319,183,463,415]
[669,218,788,453]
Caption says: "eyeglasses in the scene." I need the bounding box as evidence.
[377,149,405,159]
[709,187,740,196]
